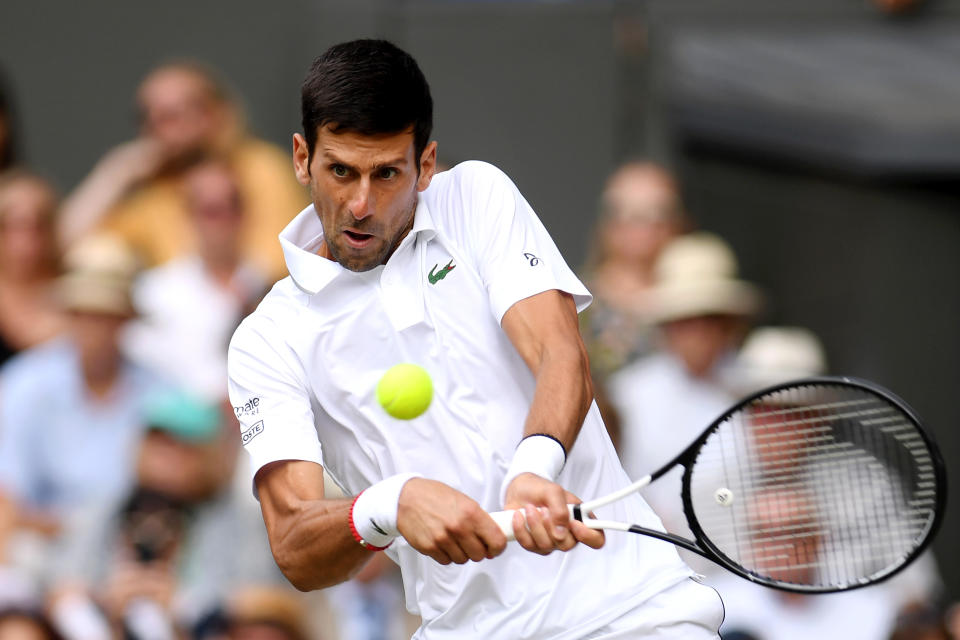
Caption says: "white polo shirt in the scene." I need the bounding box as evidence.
[227,161,692,640]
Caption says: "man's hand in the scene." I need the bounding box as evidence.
[397,478,508,565]
[101,559,177,621]
[504,473,604,555]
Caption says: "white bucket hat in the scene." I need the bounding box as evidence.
[731,326,828,396]
[646,232,761,324]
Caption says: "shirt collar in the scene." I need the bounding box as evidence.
[279,198,437,295]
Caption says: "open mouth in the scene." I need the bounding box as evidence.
[343,229,374,248]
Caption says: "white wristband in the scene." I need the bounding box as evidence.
[350,472,423,550]
[499,434,567,507]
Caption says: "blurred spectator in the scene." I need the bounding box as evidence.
[0,607,63,640]
[0,67,20,174]
[713,325,944,640]
[0,236,165,595]
[887,605,951,640]
[873,0,927,15]
[324,553,415,640]
[0,172,64,367]
[606,232,759,560]
[50,390,280,640]
[717,574,901,640]
[731,326,828,395]
[579,162,686,383]
[123,158,267,401]
[59,61,306,280]
[223,586,313,640]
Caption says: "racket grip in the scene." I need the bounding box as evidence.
[489,510,519,542]
[490,505,579,542]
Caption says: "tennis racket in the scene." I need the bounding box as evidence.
[490,377,946,593]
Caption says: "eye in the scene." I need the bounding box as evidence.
[331,164,349,178]
[377,167,399,180]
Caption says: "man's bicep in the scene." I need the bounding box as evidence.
[500,289,585,374]
[255,459,327,530]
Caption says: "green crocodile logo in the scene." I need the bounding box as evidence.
[428,260,456,285]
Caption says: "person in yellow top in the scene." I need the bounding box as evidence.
[60,61,307,280]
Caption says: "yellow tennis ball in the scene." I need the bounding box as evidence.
[376,363,433,420]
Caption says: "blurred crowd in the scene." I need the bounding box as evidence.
[0,51,953,640]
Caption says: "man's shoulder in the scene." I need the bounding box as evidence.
[229,278,303,346]
[428,160,512,198]
[423,160,518,234]
[1,338,74,387]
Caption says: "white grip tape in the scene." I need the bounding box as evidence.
[490,504,579,542]
[498,435,566,507]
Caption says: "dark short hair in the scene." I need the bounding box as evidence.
[300,39,433,168]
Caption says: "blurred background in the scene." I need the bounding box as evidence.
[1,1,958,639]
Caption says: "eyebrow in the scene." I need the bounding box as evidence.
[321,150,409,172]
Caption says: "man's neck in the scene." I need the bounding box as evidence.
[200,251,241,287]
[82,359,121,400]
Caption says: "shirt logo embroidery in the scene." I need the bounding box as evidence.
[370,519,389,537]
[523,252,540,266]
[241,420,265,445]
[428,260,456,284]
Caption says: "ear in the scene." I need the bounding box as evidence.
[292,133,312,186]
[416,141,438,193]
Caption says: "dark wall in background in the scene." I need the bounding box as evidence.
[1,0,958,596]
[0,0,620,266]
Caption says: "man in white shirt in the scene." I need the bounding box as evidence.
[227,39,722,639]
[124,158,267,401]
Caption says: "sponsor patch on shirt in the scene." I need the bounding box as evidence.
[234,396,261,418]
[241,420,265,445]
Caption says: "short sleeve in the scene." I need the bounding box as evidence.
[458,162,592,323]
[227,315,323,495]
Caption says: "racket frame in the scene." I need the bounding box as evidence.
[669,376,948,594]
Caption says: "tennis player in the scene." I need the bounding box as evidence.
[227,39,723,639]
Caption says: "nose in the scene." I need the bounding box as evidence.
[347,178,373,221]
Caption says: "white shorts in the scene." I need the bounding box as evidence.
[580,577,724,640]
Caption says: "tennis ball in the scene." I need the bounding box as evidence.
[376,363,433,420]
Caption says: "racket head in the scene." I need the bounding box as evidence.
[679,376,946,594]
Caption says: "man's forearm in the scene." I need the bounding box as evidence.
[256,461,375,591]
[263,496,374,591]
[523,339,593,452]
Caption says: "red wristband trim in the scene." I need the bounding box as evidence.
[349,492,391,551]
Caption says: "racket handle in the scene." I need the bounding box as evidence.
[490,505,578,542]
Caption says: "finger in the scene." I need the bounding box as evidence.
[427,546,454,565]
[570,519,605,549]
[510,509,535,550]
[459,532,492,563]
[442,543,469,565]
[476,514,509,559]
[522,505,556,554]
[543,487,571,542]
[433,531,470,565]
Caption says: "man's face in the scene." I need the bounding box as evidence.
[185,162,244,255]
[138,69,218,161]
[293,126,436,272]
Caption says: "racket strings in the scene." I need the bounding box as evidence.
[687,383,938,590]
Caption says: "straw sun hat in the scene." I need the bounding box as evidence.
[57,234,139,316]
[646,232,762,324]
